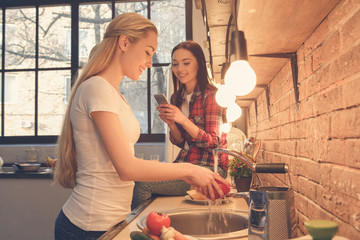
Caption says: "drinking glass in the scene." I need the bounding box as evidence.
[135,153,145,159]
[150,155,159,162]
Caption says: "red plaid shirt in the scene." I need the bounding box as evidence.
[170,84,228,171]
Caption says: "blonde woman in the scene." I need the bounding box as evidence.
[54,13,228,240]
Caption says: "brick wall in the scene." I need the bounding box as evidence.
[247,0,360,238]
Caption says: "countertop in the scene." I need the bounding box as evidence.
[111,195,249,240]
[105,196,349,240]
[0,164,53,179]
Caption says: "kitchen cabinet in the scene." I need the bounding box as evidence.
[0,178,71,240]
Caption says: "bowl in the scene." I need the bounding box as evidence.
[12,162,41,172]
[305,219,338,240]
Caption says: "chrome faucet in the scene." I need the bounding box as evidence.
[213,148,263,186]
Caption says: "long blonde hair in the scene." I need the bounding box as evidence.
[54,12,158,188]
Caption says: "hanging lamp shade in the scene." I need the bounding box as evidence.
[225,31,256,96]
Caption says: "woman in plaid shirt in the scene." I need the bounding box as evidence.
[132,41,228,210]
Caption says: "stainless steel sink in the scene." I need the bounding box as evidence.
[138,208,248,240]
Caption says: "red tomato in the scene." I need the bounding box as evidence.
[206,179,231,200]
[146,211,171,236]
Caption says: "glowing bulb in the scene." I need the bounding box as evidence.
[226,102,242,122]
[220,122,231,133]
[225,60,256,96]
[215,85,236,108]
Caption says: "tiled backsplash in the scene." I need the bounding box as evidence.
[0,144,57,163]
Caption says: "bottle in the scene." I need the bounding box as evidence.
[26,147,38,162]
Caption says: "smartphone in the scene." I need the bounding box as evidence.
[154,94,169,105]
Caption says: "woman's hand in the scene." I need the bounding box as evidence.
[157,104,187,125]
[157,104,174,126]
[182,164,230,201]
[157,103,199,140]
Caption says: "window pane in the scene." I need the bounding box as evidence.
[115,1,147,17]
[38,70,71,135]
[5,8,36,69]
[0,0,187,142]
[79,4,112,66]
[4,72,35,136]
[0,74,17,103]
[151,0,186,63]
[151,66,169,134]
[39,6,71,68]
[119,71,148,133]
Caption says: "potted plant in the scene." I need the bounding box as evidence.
[228,152,254,192]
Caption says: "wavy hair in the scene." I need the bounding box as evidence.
[54,13,158,188]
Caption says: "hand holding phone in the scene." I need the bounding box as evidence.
[154,94,169,105]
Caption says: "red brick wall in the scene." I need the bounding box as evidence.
[247,0,360,238]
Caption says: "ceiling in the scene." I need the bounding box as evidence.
[195,0,341,107]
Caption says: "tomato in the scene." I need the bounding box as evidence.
[146,211,171,236]
[206,179,231,200]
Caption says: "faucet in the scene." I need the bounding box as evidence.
[213,148,263,186]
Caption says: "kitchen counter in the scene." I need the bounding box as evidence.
[0,165,53,179]
[108,196,349,240]
[112,195,249,240]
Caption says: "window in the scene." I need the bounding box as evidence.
[0,75,17,104]
[0,0,191,144]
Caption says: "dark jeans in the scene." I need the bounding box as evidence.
[54,210,106,240]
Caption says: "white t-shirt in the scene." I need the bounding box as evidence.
[62,76,140,231]
[181,92,193,118]
[182,92,193,150]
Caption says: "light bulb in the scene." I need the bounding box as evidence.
[225,60,256,96]
[226,102,242,122]
[215,85,236,108]
[220,122,231,133]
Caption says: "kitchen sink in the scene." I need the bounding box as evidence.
[138,208,248,239]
